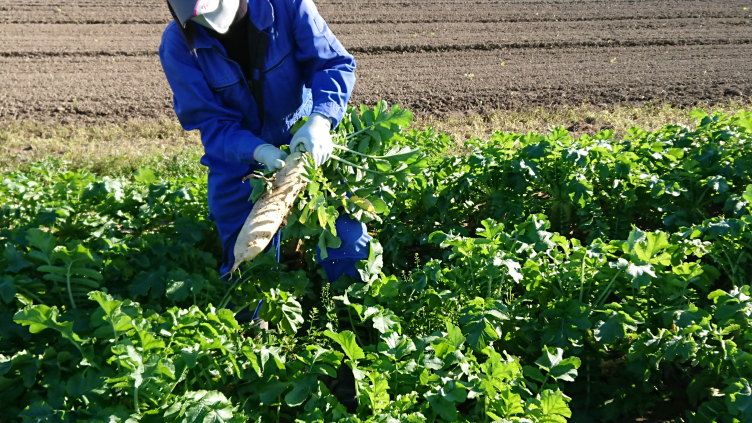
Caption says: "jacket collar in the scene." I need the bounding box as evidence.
[191,0,274,50]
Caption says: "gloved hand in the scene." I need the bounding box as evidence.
[254,144,288,171]
[290,112,333,168]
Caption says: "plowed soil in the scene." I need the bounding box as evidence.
[1,0,750,124]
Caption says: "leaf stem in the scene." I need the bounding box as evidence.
[347,307,364,347]
[497,270,507,299]
[350,361,361,399]
[134,385,140,415]
[594,270,623,308]
[579,254,587,303]
[468,257,477,296]
[111,319,119,345]
[330,155,387,175]
[219,272,252,310]
[342,121,382,141]
[66,262,77,309]
[719,241,740,287]
[17,287,46,305]
[332,143,418,160]
[336,169,360,202]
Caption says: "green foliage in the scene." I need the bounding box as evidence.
[1,106,752,422]
[284,101,426,259]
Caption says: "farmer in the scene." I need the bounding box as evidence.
[159,0,370,317]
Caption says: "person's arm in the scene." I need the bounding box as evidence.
[288,0,356,128]
[158,27,266,164]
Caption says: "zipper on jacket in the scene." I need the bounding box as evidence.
[213,45,291,77]
[263,51,292,75]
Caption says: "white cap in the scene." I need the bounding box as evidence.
[168,0,239,34]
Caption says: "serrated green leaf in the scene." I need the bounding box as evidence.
[523,365,546,384]
[66,369,104,398]
[0,276,18,304]
[280,296,304,335]
[133,167,157,185]
[13,304,78,340]
[361,372,390,413]
[743,186,752,204]
[248,177,267,203]
[540,389,571,418]
[425,391,458,421]
[594,310,637,344]
[446,321,466,349]
[137,329,165,351]
[349,196,375,213]
[26,229,56,264]
[89,291,134,336]
[535,347,580,382]
[285,374,317,407]
[324,330,364,362]
[259,379,289,406]
[3,245,31,273]
[165,390,243,423]
[364,306,400,334]
[317,229,341,261]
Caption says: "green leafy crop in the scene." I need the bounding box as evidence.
[1,106,751,423]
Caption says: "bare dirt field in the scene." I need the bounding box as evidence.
[1,0,750,125]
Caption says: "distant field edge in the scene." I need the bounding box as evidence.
[1,100,751,176]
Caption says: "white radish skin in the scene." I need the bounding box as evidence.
[232,152,308,272]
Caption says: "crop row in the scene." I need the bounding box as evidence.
[1,107,751,422]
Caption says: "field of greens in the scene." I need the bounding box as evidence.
[2,104,752,423]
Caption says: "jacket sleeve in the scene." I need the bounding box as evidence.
[289,0,356,128]
[158,28,265,164]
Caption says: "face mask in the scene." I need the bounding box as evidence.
[190,15,216,31]
[189,0,240,34]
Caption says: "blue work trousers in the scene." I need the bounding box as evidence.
[221,212,371,320]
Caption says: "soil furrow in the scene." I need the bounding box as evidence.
[349,44,752,116]
[3,0,747,24]
[3,38,749,58]
[1,0,750,125]
[4,14,750,25]
[0,51,157,58]
[346,38,752,55]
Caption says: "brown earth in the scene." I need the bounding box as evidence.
[1,0,751,125]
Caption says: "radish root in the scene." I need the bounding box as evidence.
[231,152,308,272]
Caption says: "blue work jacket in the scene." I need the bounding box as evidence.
[159,0,356,250]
